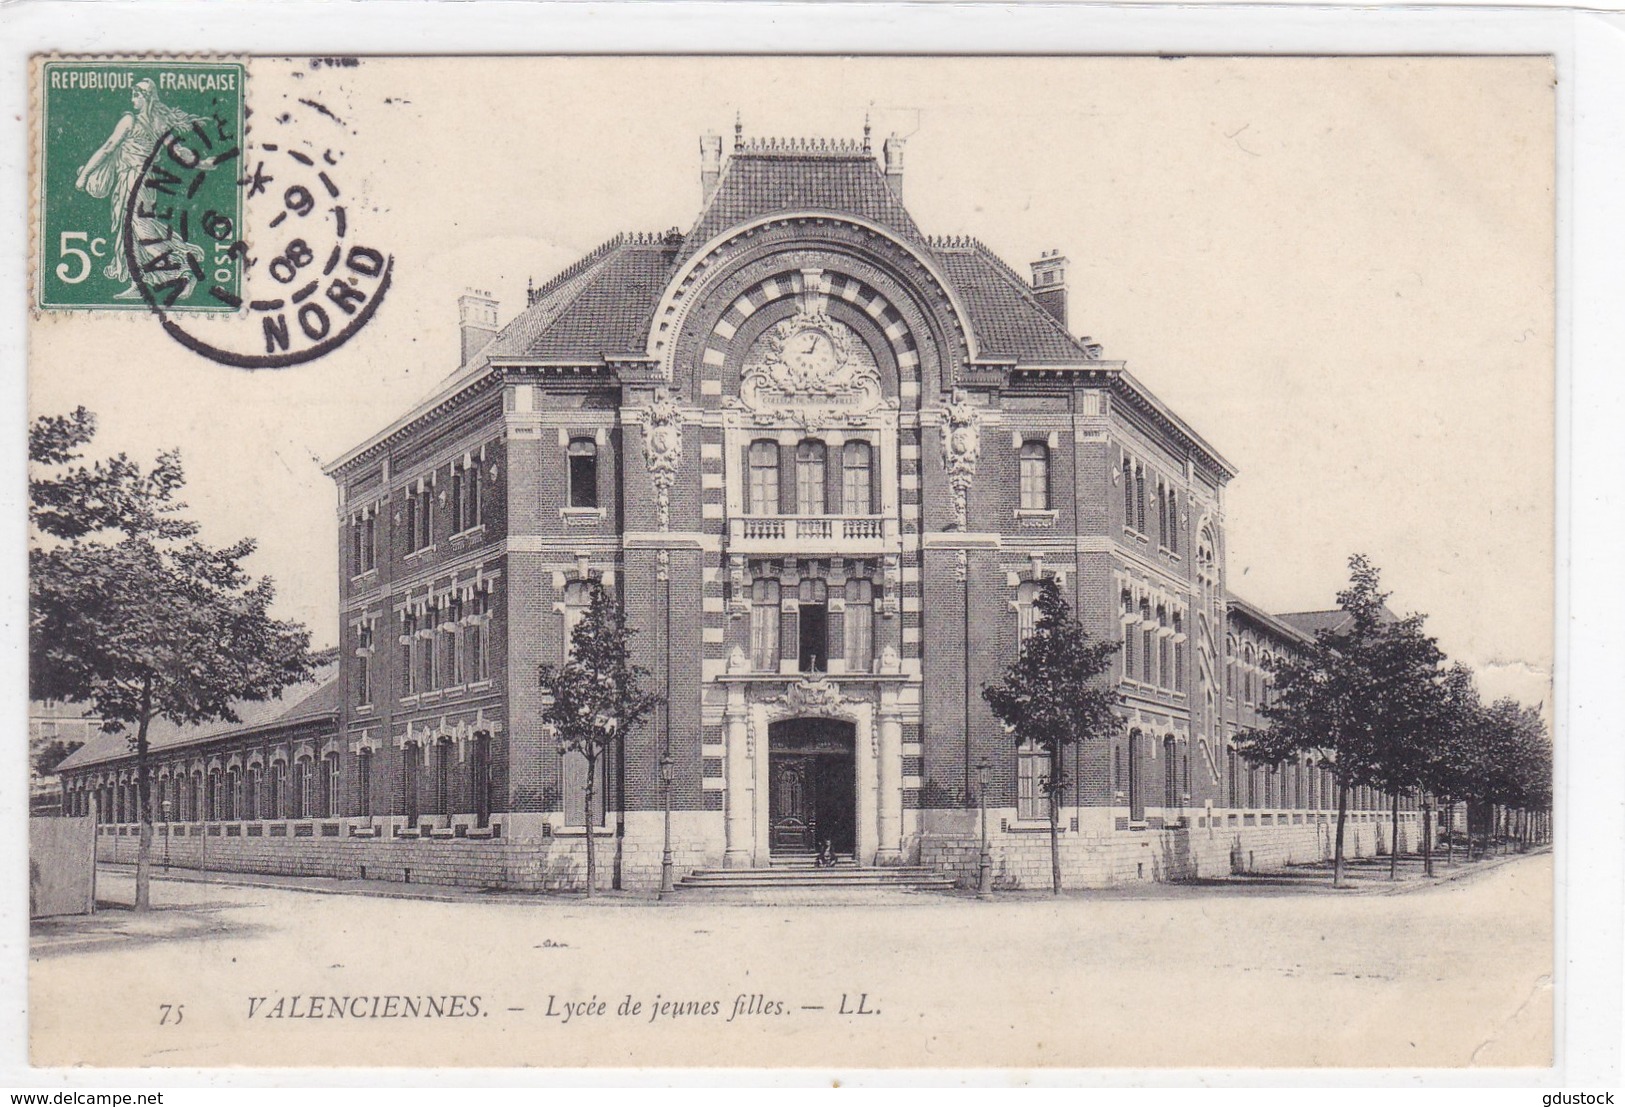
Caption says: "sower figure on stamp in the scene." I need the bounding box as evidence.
[74,78,206,299]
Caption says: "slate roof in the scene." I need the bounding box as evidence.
[55,662,341,773]
[443,141,1100,380]
[934,242,1100,363]
[677,146,928,265]
[1275,605,1399,639]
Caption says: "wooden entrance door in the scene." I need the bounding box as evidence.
[768,719,857,856]
[770,755,817,853]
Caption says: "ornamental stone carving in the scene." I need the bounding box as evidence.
[762,677,862,723]
[939,387,981,529]
[739,309,883,429]
[639,386,684,530]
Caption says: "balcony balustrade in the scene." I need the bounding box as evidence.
[728,513,895,552]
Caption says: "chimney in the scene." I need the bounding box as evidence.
[700,134,723,204]
[1029,250,1068,328]
[458,289,498,364]
[882,134,906,199]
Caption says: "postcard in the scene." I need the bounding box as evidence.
[25,54,1555,1070]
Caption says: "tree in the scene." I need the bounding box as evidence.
[982,578,1120,894]
[538,578,661,897]
[30,409,316,910]
[33,739,86,781]
[1239,555,1441,886]
[1419,662,1483,867]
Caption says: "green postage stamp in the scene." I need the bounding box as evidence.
[35,58,246,312]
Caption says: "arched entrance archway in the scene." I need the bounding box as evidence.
[768,718,857,857]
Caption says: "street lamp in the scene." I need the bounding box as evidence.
[659,753,675,897]
[976,760,994,900]
[161,799,172,871]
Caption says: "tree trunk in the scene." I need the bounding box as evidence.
[1444,797,1453,865]
[1422,797,1433,877]
[1333,781,1349,888]
[583,751,597,898]
[1389,790,1401,880]
[134,678,154,911]
[1048,786,1062,896]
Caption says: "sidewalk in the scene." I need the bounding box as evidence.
[67,843,1550,913]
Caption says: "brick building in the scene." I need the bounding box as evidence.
[58,127,1422,890]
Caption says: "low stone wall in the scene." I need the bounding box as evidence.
[95,812,726,893]
[920,809,1424,890]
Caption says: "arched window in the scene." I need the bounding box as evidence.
[750,578,780,671]
[795,439,827,515]
[747,440,779,514]
[224,767,239,821]
[268,763,284,820]
[567,437,598,509]
[842,441,873,515]
[1016,579,1042,645]
[1019,441,1049,511]
[844,578,874,672]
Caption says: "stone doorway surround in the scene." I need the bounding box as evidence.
[719,676,906,867]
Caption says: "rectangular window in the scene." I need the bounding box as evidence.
[1135,466,1147,533]
[1141,628,1154,683]
[1123,457,1135,529]
[418,613,435,691]
[748,440,779,514]
[465,463,482,530]
[400,614,415,696]
[1019,441,1050,511]
[356,623,372,706]
[450,468,464,533]
[844,578,874,672]
[422,486,434,548]
[356,750,372,817]
[568,439,598,509]
[434,742,450,816]
[1122,623,1135,680]
[403,744,420,825]
[1017,741,1051,820]
[842,441,873,515]
[1167,491,1179,554]
[796,440,827,515]
[562,580,591,660]
[750,579,780,670]
[562,749,607,828]
[1159,636,1172,689]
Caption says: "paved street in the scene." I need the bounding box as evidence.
[30,853,1552,1070]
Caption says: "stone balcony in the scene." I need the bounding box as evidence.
[727,513,898,554]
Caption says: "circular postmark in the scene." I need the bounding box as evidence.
[121,91,392,369]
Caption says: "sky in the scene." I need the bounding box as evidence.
[28,55,1554,708]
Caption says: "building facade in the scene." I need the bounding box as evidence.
[60,128,1423,890]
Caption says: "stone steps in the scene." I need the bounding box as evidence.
[674,862,957,892]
